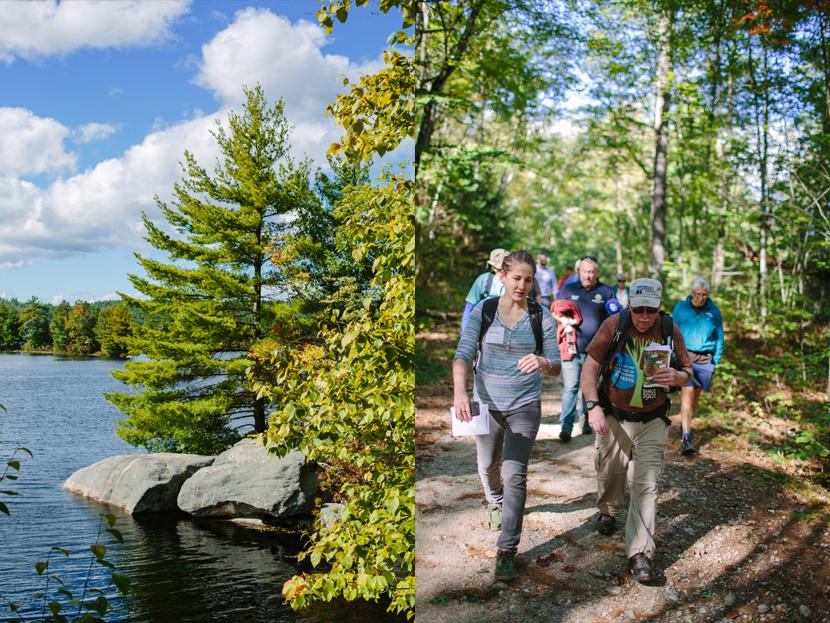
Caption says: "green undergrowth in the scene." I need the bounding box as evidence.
[697,320,830,490]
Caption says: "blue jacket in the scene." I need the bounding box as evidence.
[671,297,724,364]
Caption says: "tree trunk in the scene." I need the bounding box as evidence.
[253,225,265,434]
[817,1,830,135]
[649,9,673,280]
[748,37,771,324]
[615,176,623,274]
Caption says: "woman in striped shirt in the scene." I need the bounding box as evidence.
[452,250,561,582]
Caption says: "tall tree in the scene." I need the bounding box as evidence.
[107,86,315,454]
[19,297,50,351]
[64,302,98,355]
[49,301,71,353]
[96,303,133,359]
[649,5,675,280]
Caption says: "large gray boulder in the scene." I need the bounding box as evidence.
[64,453,214,514]
[177,439,318,519]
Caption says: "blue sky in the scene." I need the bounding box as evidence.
[0,0,404,304]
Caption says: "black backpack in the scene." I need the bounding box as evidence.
[597,309,680,408]
[474,297,544,371]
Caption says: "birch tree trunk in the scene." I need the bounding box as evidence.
[650,9,673,280]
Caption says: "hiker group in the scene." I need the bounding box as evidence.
[452,248,724,584]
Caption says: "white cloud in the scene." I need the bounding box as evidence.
[0,112,222,267]
[74,122,118,144]
[0,8,403,270]
[0,108,76,177]
[193,8,384,122]
[109,87,123,97]
[51,294,66,305]
[0,0,191,63]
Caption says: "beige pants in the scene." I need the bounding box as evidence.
[595,415,669,558]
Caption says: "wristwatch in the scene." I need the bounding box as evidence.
[585,400,600,411]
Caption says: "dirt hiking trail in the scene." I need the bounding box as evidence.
[415,326,830,623]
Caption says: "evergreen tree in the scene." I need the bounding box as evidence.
[106,86,315,454]
[49,301,71,353]
[277,155,373,306]
[0,303,21,350]
[19,297,50,351]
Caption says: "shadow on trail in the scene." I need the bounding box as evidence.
[525,491,595,516]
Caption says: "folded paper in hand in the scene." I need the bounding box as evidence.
[450,403,490,436]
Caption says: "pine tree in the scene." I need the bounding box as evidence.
[49,301,71,353]
[106,86,315,454]
[19,297,50,351]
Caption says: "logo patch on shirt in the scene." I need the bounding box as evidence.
[593,293,603,303]
[609,352,637,389]
[571,295,579,300]
[642,387,658,402]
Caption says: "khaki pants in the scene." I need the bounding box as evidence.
[595,415,669,558]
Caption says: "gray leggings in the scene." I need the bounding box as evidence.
[476,401,541,554]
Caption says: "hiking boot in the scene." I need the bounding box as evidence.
[681,434,697,456]
[487,504,502,531]
[558,429,572,442]
[494,550,518,581]
[596,513,618,536]
[582,423,593,435]
[628,553,654,584]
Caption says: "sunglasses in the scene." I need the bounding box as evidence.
[631,306,658,314]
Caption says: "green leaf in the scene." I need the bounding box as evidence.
[90,544,106,559]
[0,502,9,515]
[35,561,48,575]
[103,513,117,528]
[106,528,123,543]
[0,490,20,496]
[6,460,20,471]
[112,572,132,596]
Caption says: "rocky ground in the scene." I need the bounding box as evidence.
[415,326,830,623]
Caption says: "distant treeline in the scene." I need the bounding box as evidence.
[0,298,135,357]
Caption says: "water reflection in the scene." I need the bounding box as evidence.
[0,354,403,622]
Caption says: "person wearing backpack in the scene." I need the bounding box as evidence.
[554,255,615,441]
[461,248,508,332]
[579,278,693,585]
[452,250,561,582]
[671,277,724,456]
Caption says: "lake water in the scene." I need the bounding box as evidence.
[0,354,398,622]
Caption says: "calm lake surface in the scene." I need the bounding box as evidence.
[0,354,397,622]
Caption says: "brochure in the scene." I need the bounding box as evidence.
[642,342,671,389]
[450,402,491,437]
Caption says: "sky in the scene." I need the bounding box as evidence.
[0,0,404,304]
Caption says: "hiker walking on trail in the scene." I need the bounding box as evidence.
[535,253,558,307]
[614,271,630,308]
[452,250,561,582]
[672,277,724,456]
[554,256,614,441]
[461,248,508,332]
[580,278,693,585]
